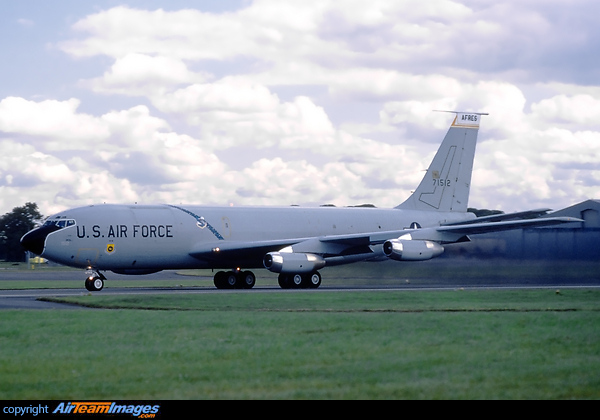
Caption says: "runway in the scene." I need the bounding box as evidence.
[0,269,194,309]
[2,266,600,310]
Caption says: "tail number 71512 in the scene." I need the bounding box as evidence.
[433,179,451,187]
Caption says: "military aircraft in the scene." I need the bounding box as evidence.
[20,112,580,291]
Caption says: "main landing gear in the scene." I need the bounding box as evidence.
[213,270,322,289]
[214,270,256,289]
[84,269,106,292]
[278,271,321,289]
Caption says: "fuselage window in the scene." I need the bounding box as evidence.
[44,219,76,228]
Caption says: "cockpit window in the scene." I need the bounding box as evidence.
[43,219,76,228]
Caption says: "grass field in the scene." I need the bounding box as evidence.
[1,288,600,399]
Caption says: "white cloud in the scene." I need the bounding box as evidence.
[0,97,109,145]
[57,170,139,205]
[58,1,600,86]
[531,94,600,126]
[100,105,171,150]
[84,53,210,96]
[153,78,280,115]
[153,81,336,151]
[0,140,70,185]
[236,157,367,206]
[471,118,600,211]
[60,6,259,60]
[0,140,80,215]
[0,97,234,212]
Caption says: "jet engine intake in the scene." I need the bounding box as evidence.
[263,252,326,273]
[383,239,444,261]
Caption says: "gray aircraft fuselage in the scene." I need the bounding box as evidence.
[33,203,473,272]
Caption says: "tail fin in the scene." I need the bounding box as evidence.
[396,112,486,212]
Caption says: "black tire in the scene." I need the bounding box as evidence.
[278,273,290,289]
[240,271,256,289]
[85,277,104,291]
[225,272,238,289]
[305,271,321,289]
[214,271,227,289]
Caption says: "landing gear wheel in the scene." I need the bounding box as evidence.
[277,271,322,289]
[214,271,227,289]
[85,277,104,291]
[84,270,106,291]
[306,271,321,289]
[214,270,256,289]
[278,273,290,289]
[240,271,256,289]
[225,272,238,288]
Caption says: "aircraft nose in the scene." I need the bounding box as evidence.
[20,225,60,255]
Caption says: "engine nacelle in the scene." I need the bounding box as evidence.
[263,252,326,273]
[383,239,444,261]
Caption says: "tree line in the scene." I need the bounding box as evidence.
[0,202,43,262]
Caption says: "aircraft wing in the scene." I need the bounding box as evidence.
[189,216,582,267]
[189,237,309,262]
[188,230,410,267]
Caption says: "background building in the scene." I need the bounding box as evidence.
[448,200,600,260]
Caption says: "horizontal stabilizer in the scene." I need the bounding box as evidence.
[436,216,583,235]
[442,208,552,226]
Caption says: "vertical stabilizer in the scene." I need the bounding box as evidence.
[396,112,486,212]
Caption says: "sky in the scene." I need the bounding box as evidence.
[1,0,599,217]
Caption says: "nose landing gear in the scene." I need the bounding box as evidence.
[85,269,106,291]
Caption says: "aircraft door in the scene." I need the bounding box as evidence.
[76,248,100,266]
